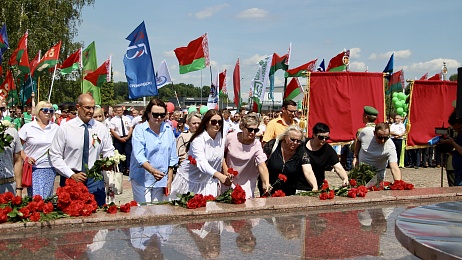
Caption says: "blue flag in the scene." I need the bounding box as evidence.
[383,53,394,74]
[0,24,9,73]
[123,21,158,99]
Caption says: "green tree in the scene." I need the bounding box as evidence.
[449,73,458,81]
[0,0,95,104]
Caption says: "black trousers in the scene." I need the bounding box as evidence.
[113,137,132,173]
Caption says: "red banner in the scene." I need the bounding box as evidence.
[308,72,385,142]
[407,80,457,147]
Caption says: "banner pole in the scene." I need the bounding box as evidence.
[48,63,58,102]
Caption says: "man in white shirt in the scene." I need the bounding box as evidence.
[50,94,114,205]
[131,108,142,126]
[109,106,133,175]
[230,113,241,133]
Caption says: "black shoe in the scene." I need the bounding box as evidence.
[405,165,414,168]
[414,166,419,169]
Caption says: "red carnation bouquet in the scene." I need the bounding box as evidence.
[170,192,216,209]
[103,200,138,214]
[216,184,246,204]
[56,178,99,217]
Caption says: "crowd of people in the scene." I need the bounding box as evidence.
[1,94,460,205]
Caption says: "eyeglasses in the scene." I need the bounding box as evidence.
[210,119,223,126]
[40,108,55,114]
[376,135,390,141]
[289,137,303,144]
[245,127,259,133]
[287,109,297,114]
[316,135,330,141]
[151,112,166,118]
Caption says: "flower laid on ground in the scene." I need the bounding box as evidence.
[85,150,126,181]
[319,180,335,200]
[0,193,62,223]
[272,190,286,197]
[0,120,14,154]
[102,200,138,214]
[348,163,377,186]
[170,192,215,209]
[216,184,246,204]
[188,155,197,166]
[347,185,368,198]
[389,180,414,190]
[56,178,98,217]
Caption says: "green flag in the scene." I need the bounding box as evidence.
[82,42,101,104]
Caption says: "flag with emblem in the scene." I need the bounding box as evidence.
[33,41,61,78]
[174,34,210,74]
[207,70,219,109]
[219,69,227,93]
[60,48,81,75]
[284,77,303,100]
[387,69,405,94]
[327,50,349,72]
[155,59,172,89]
[285,59,318,78]
[84,56,111,87]
[9,31,30,75]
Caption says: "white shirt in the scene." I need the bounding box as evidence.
[109,115,133,137]
[0,127,22,179]
[18,120,59,168]
[230,121,241,133]
[390,122,405,140]
[49,117,115,178]
[131,115,142,126]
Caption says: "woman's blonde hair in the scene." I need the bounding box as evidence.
[271,125,304,155]
[93,107,105,122]
[34,101,52,115]
[239,114,260,130]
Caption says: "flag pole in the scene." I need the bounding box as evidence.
[48,63,58,102]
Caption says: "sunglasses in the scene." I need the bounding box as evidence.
[289,137,303,144]
[316,135,330,141]
[210,119,223,126]
[151,112,166,118]
[40,108,55,114]
[376,135,390,141]
[245,127,259,133]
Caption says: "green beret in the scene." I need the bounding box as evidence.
[364,106,378,116]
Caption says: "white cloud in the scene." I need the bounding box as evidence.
[113,70,124,82]
[242,54,269,66]
[368,49,411,60]
[403,58,461,73]
[195,4,229,19]
[163,50,176,58]
[349,61,367,72]
[237,8,268,19]
[349,48,361,58]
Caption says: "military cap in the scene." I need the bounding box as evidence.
[364,106,378,116]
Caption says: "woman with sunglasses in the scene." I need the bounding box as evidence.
[170,109,231,198]
[296,122,348,192]
[259,125,314,196]
[18,101,59,199]
[222,114,270,198]
[130,98,178,203]
[176,111,201,165]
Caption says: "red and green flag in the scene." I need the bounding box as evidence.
[9,31,30,74]
[29,50,41,76]
[174,33,210,74]
[386,69,404,94]
[60,48,81,75]
[1,69,17,106]
[285,59,317,78]
[284,77,303,100]
[33,41,61,78]
[81,41,101,104]
[233,58,240,109]
[327,50,350,72]
[84,56,111,87]
[270,52,289,75]
[219,69,227,93]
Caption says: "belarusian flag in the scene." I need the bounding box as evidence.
[219,69,227,93]
[233,58,240,109]
[387,69,404,94]
[174,33,210,74]
[0,68,15,93]
[284,77,303,101]
[82,42,98,101]
[9,31,30,74]
[270,52,289,75]
[327,50,350,72]
[33,41,61,78]
[84,56,111,87]
[29,50,41,76]
[60,48,81,75]
[285,59,317,78]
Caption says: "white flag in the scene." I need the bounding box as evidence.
[156,59,172,89]
[207,70,219,109]
[250,55,272,106]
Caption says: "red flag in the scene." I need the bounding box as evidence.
[284,77,303,100]
[174,34,210,74]
[327,50,349,72]
[33,41,62,77]
[428,73,441,80]
[60,48,81,75]
[419,73,428,80]
[29,50,41,76]
[233,58,240,108]
[0,68,15,96]
[9,31,29,74]
[285,59,318,77]
[219,69,227,92]
[84,56,111,87]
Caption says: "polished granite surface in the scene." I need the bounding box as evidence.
[396,201,462,259]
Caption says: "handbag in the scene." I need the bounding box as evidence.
[22,157,33,187]
[103,165,123,195]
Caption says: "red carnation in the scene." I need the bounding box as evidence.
[2,206,12,214]
[319,192,329,200]
[29,212,41,222]
[204,195,215,201]
[347,188,357,198]
[272,190,286,197]
[231,184,246,204]
[321,181,329,191]
[19,207,31,219]
[187,199,199,209]
[328,190,335,199]
[3,192,14,202]
[349,179,357,187]
[11,196,22,206]
[107,205,118,214]
[130,200,138,207]
[278,174,287,182]
[43,202,54,214]
[0,213,7,223]
[188,155,197,165]
[33,195,43,202]
[120,203,131,213]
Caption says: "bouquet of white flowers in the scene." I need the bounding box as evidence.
[0,120,14,154]
[85,150,126,181]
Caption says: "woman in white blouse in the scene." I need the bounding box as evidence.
[19,101,59,198]
[170,109,231,198]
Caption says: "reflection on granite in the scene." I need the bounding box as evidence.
[0,206,420,259]
[396,201,462,259]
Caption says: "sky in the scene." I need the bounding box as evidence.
[75,0,462,101]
